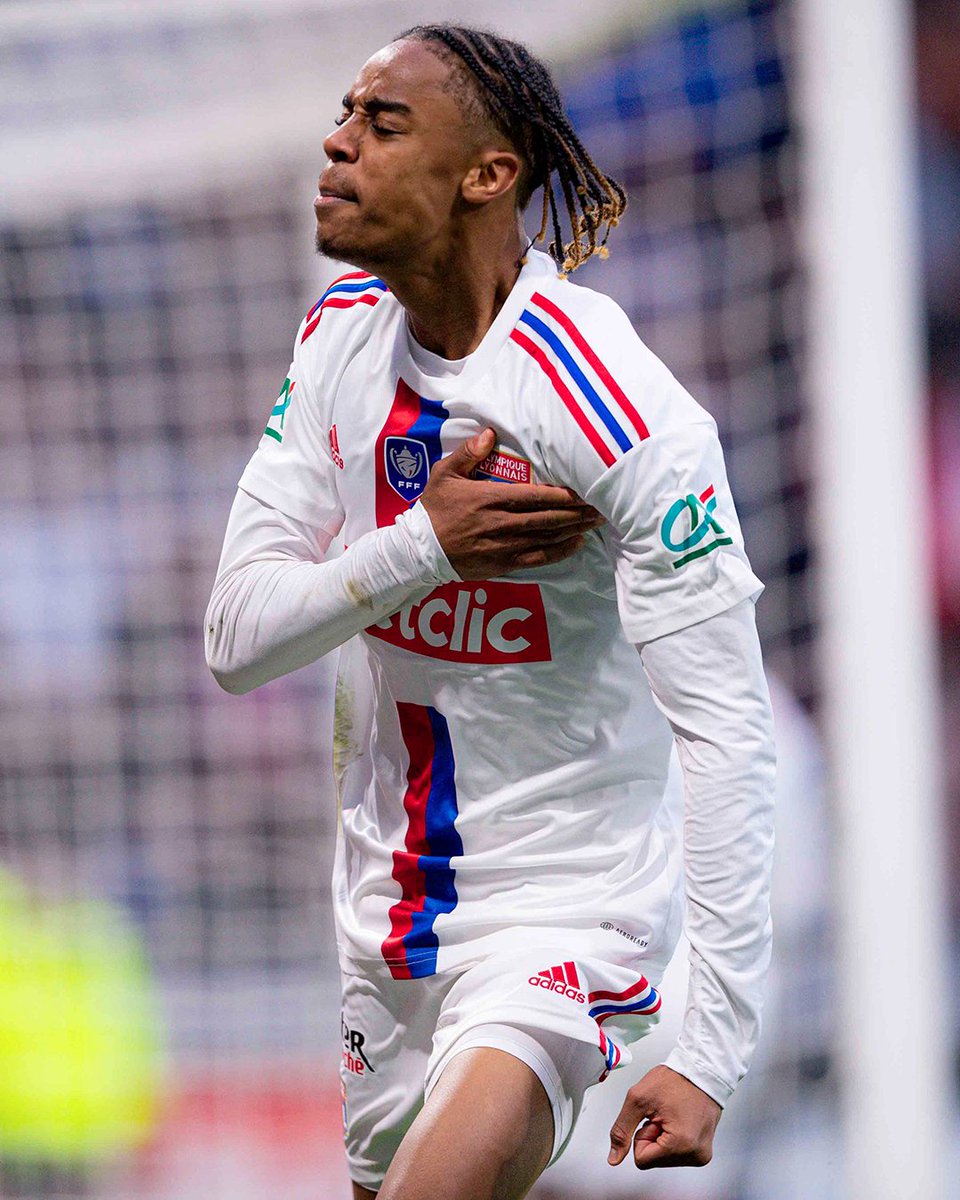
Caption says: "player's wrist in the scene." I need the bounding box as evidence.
[662,1048,731,1109]
[394,501,461,586]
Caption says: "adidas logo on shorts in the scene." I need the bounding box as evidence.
[528,961,585,1004]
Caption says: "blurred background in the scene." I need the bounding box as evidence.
[1,0,956,1196]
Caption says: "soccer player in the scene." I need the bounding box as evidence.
[205,24,775,1200]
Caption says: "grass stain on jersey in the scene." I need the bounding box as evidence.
[345,578,374,609]
[333,675,360,808]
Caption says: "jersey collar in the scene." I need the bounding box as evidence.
[391,249,559,402]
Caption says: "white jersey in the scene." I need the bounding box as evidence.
[237,249,762,983]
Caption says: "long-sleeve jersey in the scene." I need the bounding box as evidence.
[205,249,775,1104]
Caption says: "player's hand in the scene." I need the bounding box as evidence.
[421,427,604,581]
[607,1065,721,1171]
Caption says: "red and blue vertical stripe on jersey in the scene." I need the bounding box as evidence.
[374,379,449,529]
[510,291,649,467]
[382,704,463,979]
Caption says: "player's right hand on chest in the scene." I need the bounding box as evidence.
[420,427,605,581]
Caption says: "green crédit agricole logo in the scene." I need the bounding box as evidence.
[660,484,733,569]
[264,376,295,444]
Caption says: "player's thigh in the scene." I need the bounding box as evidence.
[340,969,442,1193]
[377,1045,554,1200]
[427,947,662,1163]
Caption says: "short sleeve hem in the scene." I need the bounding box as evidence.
[621,570,763,646]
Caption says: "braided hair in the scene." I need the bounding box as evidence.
[398,23,627,274]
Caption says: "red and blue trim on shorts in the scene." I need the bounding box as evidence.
[598,1029,623,1083]
[382,704,463,979]
[588,975,662,1025]
[591,975,661,1082]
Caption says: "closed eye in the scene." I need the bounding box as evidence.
[337,91,410,135]
[334,111,400,137]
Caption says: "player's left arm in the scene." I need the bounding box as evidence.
[533,292,775,1169]
[585,433,775,1169]
[607,597,775,1170]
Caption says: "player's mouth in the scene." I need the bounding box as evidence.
[314,184,358,210]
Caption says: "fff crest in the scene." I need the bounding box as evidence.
[384,436,430,501]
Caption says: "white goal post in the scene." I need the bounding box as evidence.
[796,0,951,1196]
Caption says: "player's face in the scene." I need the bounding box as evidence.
[315,40,483,271]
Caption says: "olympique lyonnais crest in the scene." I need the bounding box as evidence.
[384,436,430,501]
[475,449,532,485]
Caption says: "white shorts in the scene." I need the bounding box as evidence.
[338,947,662,1190]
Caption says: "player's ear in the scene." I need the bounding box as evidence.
[461,149,521,206]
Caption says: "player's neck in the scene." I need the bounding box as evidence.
[387,227,526,361]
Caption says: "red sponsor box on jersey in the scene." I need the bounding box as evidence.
[475,450,532,485]
[366,581,551,664]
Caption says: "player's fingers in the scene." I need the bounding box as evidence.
[484,482,593,513]
[503,508,605,534]
[493,518,603,550]
[633,1127,712,1171]
[635,1120,661,1145]
[529,518,603,543]
[635,1145,685,1170]
[608,1093,652,1166]
[455,516,598,560]
[510,534,585,570]
[460,514,600,554]
[436,428,498,476]
[635,1143,711,1170]
[633,1125,671,1169]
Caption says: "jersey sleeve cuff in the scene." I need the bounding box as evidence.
[393,500,461,586]
[663,1047,734,1108]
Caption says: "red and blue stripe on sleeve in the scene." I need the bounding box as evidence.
[300,271,388,344]
[510,291,650,468]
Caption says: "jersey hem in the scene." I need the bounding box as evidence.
[335,915,672,977]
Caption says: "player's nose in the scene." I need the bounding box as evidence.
[323,119,359,163]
